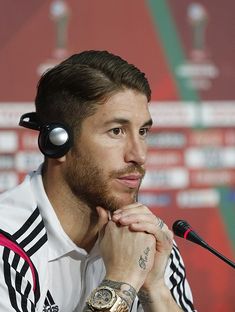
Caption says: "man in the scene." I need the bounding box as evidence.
[0,51,195,311]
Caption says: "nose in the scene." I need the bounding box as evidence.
[124,136,147,166]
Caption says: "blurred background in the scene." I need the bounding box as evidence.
[0,1,234,311]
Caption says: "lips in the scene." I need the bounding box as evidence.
[117,175,142,188]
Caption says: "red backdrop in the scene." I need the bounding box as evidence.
[0,1,234,311]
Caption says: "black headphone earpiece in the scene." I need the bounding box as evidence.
[38,123,72,158]
[19,112,73,158]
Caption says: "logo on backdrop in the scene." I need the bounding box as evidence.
[37,0,70,75]
[176,2,219,91]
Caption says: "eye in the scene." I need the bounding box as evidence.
[139,127,150,137]
[109,127,124,136]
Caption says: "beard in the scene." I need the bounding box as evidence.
[63,149,145,212]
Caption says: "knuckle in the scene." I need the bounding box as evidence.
[140,204,150,213]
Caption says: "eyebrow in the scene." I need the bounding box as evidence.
[103,118,153,127]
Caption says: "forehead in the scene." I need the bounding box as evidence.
[90,89,151,125]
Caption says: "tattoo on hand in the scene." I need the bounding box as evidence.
[138,289,153,306]
[139,247,150,270]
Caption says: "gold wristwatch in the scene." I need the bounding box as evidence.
[86,286,129,311]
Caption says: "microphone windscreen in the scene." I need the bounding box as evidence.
[172,220,190,237]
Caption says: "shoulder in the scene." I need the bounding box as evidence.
[0,172,48,259]
[0,174,49,309]
[0,173,38,233]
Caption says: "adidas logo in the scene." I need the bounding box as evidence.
[43,307,59,312]
[43,290,59,312]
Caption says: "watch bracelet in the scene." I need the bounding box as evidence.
[84,298,129,312]
[111,298,129,312]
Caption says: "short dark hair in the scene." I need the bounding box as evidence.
[35,50,151,133]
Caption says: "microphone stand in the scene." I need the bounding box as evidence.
[199,240,235,269]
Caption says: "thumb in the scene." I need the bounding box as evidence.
[96,206,109,235]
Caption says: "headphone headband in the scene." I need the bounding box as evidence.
[19,112,41,130]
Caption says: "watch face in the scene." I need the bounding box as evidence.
[90,286,117,309]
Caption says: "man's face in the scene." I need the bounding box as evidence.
[64,89,152,212]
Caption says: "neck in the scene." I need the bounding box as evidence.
[42,162,99,252]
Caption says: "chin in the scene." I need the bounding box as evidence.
[114,192,137,208]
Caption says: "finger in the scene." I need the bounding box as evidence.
[112,213,167,233]
[129,222,173,248]
[113,213,155,225]
[113,202,149,215]
[129,220,169,235]
[113,205,153,222]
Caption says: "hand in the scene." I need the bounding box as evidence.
[96,206,156,292]
[112,203,174,290]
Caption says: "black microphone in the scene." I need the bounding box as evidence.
[172,220,235,269]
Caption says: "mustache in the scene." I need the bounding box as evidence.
[110,164,145,178]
